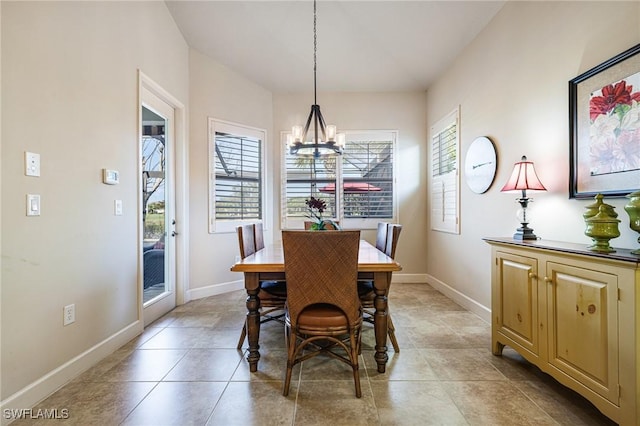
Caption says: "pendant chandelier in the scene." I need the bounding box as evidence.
[287,0,345,158]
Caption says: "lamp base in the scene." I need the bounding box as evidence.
[513,224,537,240]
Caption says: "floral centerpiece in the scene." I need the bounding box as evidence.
[305,196,339,230]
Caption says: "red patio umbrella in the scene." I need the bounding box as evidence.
[319,182,382,193]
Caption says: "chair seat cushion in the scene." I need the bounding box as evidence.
[261,280,287,297]
[292,303,349,329]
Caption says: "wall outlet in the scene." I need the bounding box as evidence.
[25,152,41,177]
[63,304,75,326]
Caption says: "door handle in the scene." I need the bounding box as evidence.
[171,231,179,237]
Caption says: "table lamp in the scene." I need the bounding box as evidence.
[501,155,546,240]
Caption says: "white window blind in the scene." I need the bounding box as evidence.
[430,108,460,234]
[214,133,261,220]
[209,119,266,233]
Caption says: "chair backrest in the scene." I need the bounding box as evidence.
[254,222,265,251]
[375,222,388,252]
[282,230,361,328]
[237,224,256,259]
[385,224,402,258]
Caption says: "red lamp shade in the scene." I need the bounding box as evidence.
[501,155,546,192]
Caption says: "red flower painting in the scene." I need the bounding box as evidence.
[589,73,640,175]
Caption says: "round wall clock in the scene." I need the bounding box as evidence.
[464,136,497,194]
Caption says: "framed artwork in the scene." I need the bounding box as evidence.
[569,43,640,199]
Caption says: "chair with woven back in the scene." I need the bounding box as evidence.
[358,222,402,353]
[281,230,363,398]
[236,223,287,350]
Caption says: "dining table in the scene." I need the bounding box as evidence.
[230,239,402,373]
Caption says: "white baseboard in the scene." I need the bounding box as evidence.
[0,321,143,426]
[424,274,491,323]
[186,279,244,301]
[391,273,429,283]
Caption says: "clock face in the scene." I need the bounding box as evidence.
[464,136,497,194]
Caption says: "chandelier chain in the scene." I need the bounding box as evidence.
[313,0,317,105]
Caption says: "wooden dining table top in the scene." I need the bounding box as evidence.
[230,239,402,273]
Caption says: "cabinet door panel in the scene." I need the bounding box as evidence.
[547,262,618,404]
[494,251,539,355]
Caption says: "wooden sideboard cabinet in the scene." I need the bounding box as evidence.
[484,237,640,425]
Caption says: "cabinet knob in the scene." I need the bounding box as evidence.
[528,272,537,279]
[544,276,552,283]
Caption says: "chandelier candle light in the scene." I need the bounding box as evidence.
[501,155,547,240]
[287,0,345,158]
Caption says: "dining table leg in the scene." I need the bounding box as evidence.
[373,271,390,373]
[244,272,261,372]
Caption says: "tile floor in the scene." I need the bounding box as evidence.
[14,283,616,425]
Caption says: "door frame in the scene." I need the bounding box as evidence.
[138,71,189,325]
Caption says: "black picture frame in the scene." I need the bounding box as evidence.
[569,43,640,199]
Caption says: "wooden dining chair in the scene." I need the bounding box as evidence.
[253,221,287,298]
[375,222,388,252]
[358,223,402,352]
[281,230,363,397]
[254,222,265,251]
[236,224,287,350]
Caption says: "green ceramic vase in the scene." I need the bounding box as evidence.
[585,204,620,253]
[624,190,640,255]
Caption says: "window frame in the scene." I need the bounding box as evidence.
[280,129,398,230]
[208,118,267,234]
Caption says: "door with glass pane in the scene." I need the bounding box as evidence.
[141,88,176,325]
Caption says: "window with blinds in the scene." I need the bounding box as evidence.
[281,130,397,229]
[343,140,393,219]
[209,119,265,233]
[283,153,338,220]
[430,108,460,234]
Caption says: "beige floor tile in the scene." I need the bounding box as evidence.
[164,311,223,328]
[231,348,294,382]
[205,381,296,425]
[512,379,617,425]
[294,380,378,425]
[138,327,213,350]
[102,349,187,382]
[12,381,155,425]
[121,382,226,425]
[424,348,506,381]
[442,380,557,425]
[370,381,468,425]
[363,348,438,381]
[164,349,244,382]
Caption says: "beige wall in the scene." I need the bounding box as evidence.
[1,0,188,403]
[187,49,274,295]
[426,1,640,315]
[273,92,429,275]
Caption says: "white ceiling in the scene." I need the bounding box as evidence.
[166,1,505,93]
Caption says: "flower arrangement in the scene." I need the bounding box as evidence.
[305,196,339,230]
[589,78,640,175]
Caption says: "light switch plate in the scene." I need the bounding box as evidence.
[26,194,41,216]
[25,152,40,177]
[114,200,123,216]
